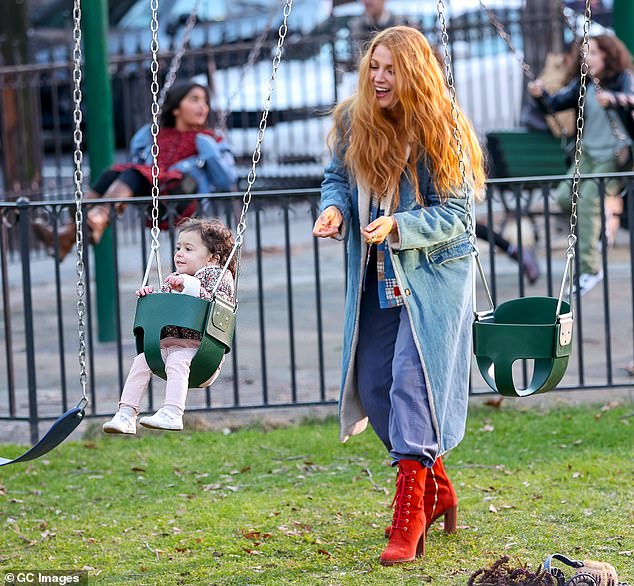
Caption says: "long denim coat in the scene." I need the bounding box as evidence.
[320,152,474,455]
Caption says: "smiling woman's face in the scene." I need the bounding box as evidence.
[369,44,397,110]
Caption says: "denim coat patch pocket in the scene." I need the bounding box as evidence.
[426,232,473,265]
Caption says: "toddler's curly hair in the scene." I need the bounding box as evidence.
[177,217,237,276]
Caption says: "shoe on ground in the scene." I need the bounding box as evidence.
[520,247,540,284]
[102,410,137,434]
[508,245,540,284]
[574,271,603,296]
[139,407,183,431]
[31,219,76,261]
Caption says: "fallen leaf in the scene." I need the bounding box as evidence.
[484,397,504,409]
[243,548,262,555]
[241,530,272,542]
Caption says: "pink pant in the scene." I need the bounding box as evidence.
[119,345,199,412]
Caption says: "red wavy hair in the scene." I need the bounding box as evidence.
[329,26,486,205]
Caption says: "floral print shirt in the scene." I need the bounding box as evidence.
[159,266,235,341]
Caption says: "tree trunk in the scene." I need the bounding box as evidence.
[0,0,43,201]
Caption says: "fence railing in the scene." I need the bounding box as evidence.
[1,7,562,201]
[1,174,633,444]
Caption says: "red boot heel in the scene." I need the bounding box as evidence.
[441,505,458,534]
[426,456,459,534]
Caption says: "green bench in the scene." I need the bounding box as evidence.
[484,129,570,244]
[486,129,569,179]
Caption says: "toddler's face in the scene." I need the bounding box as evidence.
[174,230,213,276]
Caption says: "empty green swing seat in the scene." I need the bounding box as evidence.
[473,296,573,397]
[133,293,236,388]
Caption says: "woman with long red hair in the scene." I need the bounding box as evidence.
[313,26,485,565]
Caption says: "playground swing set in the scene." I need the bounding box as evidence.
[0,0,594,466]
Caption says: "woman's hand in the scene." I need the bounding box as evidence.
[596,90,616,108]
[527,80,545,98]
[165,274,185,292]
[313,206,343,238]
[136,286,154,297]
[362,215,397,246]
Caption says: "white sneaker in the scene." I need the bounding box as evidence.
[103,410,137,435]
[574,271,603,296]
[139,407,184,431]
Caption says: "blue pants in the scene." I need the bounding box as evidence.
[356,256,438,467]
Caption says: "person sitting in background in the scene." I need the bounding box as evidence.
[348,0,412,65]
[529,34,634,295]
[32,80,237,261]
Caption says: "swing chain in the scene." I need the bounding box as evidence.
[216,5,279,133]
[478,0,571,141]
[436,1,470,219]
[209,0,294,300]
[437,0,495,312]
[71,0,88,400]
[146,0,163,287]
[235,0,293,247]
[567,0,592,261]
[158,0,200,108]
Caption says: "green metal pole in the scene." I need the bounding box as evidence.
[613,0,634,55]
[81,0,116,342]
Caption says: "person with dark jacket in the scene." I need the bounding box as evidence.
[32,80,236,261]
[529,34,634,295]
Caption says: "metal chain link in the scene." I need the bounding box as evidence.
[436,1,471,234]
[144,0,164,288]
[567,0,592,261]
[478,0,572,140]
[438,0,495,312]
[71,0,88,404]
[216,6,279,133]
[234,0,292,246]
[142,0,294,296]
[210,0,294,299]
[158,0,200,107]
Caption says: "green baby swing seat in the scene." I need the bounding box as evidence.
[473,297,573,397]
[432,0,594,399]
[133,293,235,389]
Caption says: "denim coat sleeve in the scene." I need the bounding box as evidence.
[129,124,153,164]
[392,192,469,250]
[320,150,353,239]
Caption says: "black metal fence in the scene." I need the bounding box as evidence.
[1,174,633,444]
[2,6,560,201]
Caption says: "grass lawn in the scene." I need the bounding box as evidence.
[0,401,633,585]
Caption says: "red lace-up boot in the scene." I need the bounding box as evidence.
[425,456,458,534]
[380,459,427,566]
[384,456,457,538]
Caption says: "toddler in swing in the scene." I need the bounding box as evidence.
[103,217,235,434]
